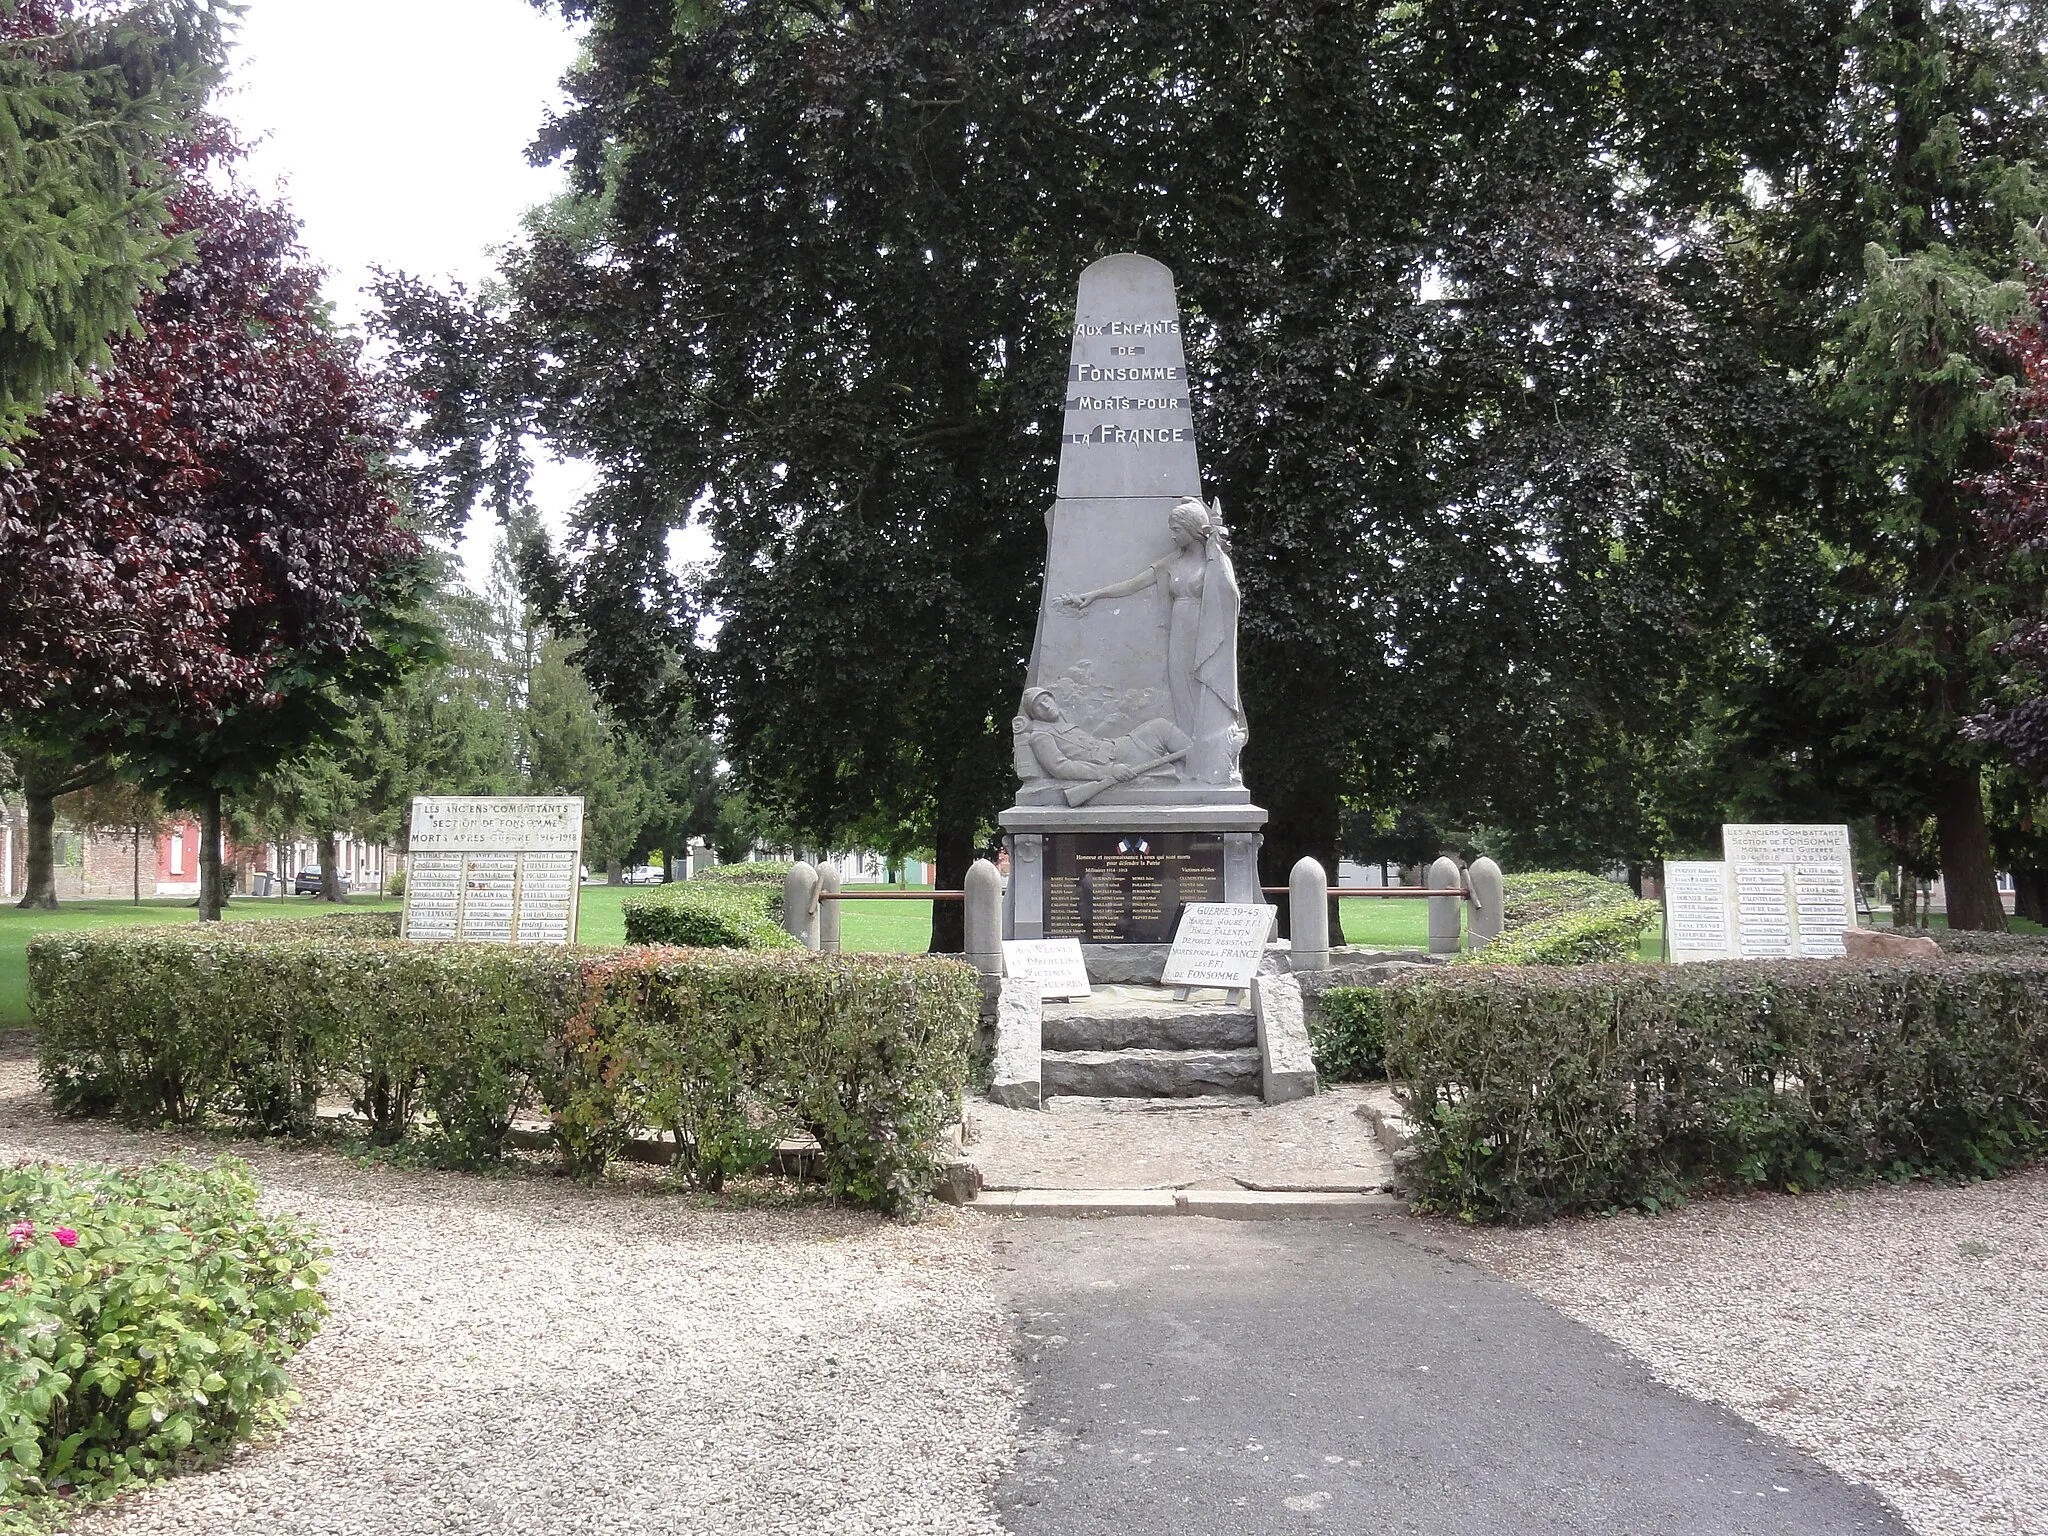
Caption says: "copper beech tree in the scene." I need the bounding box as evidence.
[0,156,428,915]
[1972,285,2048,774]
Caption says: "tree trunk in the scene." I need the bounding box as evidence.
[1258,783,1346,946]
[15,788,57,911]
[2012,867,2047,925]
[1934,766,2007,931]
[318,831,344,903]
[132,824,142,904]
[606,858,622,886]
[928,825,971,954]
[197,788,226,922]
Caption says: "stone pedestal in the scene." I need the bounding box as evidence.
[1002,804,1265,942]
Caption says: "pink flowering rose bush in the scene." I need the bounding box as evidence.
[0,1157,327,1516]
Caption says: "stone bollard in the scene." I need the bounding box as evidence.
[1288,856,1330,971]
[782,861,821,950]
[1427,855,1462,955]
[1466,856,1504,949]
[817,862,842,952]
[964,857,1004,978]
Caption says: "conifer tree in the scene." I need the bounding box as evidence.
[0,0,225,447]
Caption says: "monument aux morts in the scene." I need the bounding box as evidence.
[1002,254,1267,943]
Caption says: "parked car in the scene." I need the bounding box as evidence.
[621,865,664,885]
[293,870,351,896]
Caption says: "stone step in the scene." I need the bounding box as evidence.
[1042,1047,1263,1100]
[1042,985,1257,1052]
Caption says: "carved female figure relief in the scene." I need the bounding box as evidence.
[1056,496,1247,784]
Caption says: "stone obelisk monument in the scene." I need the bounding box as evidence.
[1002,254,1266,944]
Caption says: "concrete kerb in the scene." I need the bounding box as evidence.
[971,1187,1402,1219]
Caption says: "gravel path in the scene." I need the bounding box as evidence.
[1466,1172,2048,1536]
[964,1086,1392,1191]
[0,1042,1015,1535]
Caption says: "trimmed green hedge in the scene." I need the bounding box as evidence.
[690,862,794,888]
[1464,870,1657,965]
[622,882,797,950]
[29,930,976,1214]
[1461,900,1661,965]
[1382,958,2048,1222]
[1891,926,2048,956]
[1,1158,326,1515]
[1500,870,1637,926]
[225,911,402,941]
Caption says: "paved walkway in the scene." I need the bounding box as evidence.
[990,1215,1911,1535]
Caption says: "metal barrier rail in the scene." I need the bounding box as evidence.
[1262,886,1472,899]
[816,889,963,901]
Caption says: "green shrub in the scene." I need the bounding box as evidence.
[557,949,980,1208]
[1382,957,2048,1222]
[226,910,401,941]
[690,861,794,888]
[1462,870,1656,965]
[621,882,798,950]
[30,929,976,1213]
[1461,900,1661,966]
[385,869,407,899]
[30,930,573,1156]
[0,1157,326,1514]
[1308,987,1387,1081]
[1499,870,1637,927]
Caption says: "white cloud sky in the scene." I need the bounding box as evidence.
[216,1,705,594]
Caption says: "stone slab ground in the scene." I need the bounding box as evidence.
[963,1085,1394,1195]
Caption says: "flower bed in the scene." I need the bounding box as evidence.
[1,1157,326,1516]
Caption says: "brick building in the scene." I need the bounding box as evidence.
[0,801,388,901]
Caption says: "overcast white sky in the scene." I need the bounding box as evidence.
[216,0,615,593]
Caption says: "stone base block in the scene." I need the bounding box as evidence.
[989,975,1043,1110]
[1252,968,1317,1104]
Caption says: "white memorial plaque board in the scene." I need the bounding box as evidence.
[1723,823,1855,959]
[1002,939,1093,1001]
[1663,861,1734,963]
[403,796,585,946]
[1160,902,1276,991]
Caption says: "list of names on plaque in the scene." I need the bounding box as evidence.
[1733,863,1796,958]
[1663,861,1731,963]
[403,797,585,946]
[1043,832,1224,944]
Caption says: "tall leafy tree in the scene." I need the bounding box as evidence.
[0,160,428,918]
[384,0,1827,946]
[0,0,225,447]
[1723,0,2048,929]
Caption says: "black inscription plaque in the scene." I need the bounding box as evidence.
[1044,832,1225,943]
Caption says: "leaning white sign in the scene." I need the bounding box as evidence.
[403,796,585,946]
[1161,903,1276,991]
[1002,939,1093,1001]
